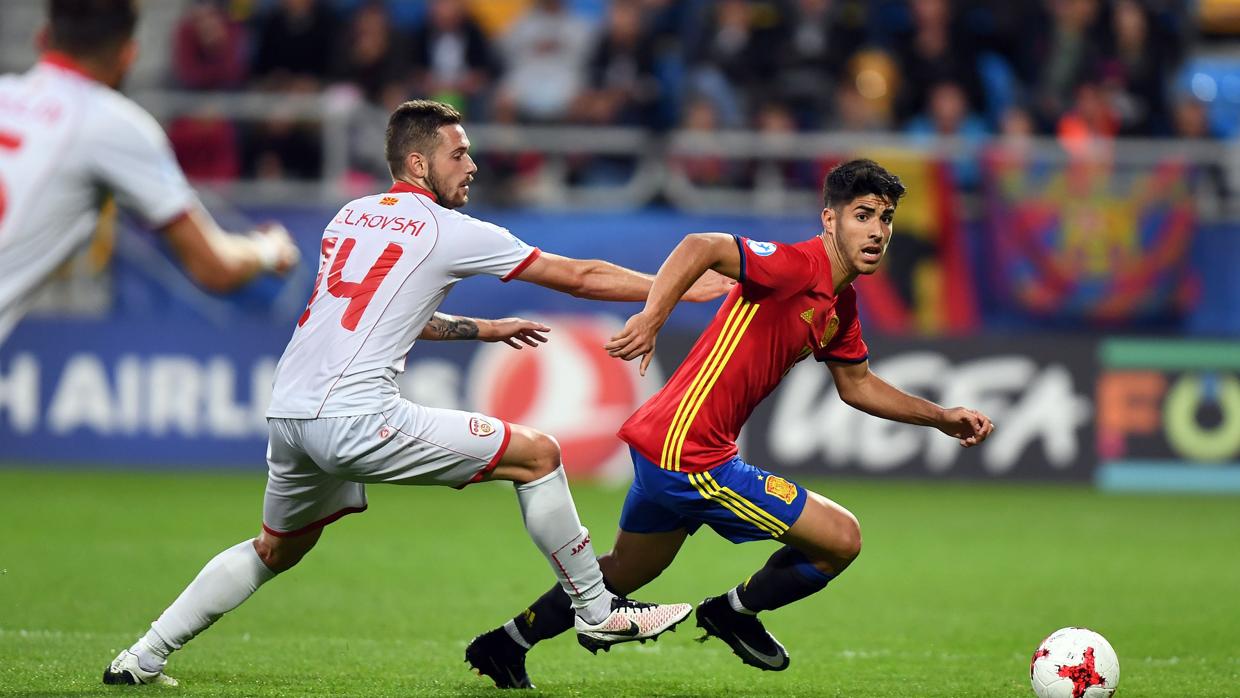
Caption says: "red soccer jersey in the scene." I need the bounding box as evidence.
[618,235,869,472]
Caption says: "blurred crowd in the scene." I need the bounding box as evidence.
[162,0,1226,183]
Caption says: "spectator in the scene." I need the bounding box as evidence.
[571,0,660,127]
[412,0,496,116]
[685,0,784,128]
[1058,81,1120,156]
[330,1,408,108]
[169,1,246,183]
[1171,93,1230,199]
[168,114,241,181]
[751,101,817,189]
[891,0,987,126]
[246,112,323,180]
[772,0,866,129]
[251,0,335,90]
[1020,0,1110,131]
[493,0,594,122]
[172,0,247,90]
[1105,0,1175,135]
[906,80,989,187]
[672,96,750,188]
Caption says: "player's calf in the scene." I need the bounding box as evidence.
[697,545,837,672]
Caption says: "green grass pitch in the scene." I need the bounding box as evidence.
[1,467,1237,697]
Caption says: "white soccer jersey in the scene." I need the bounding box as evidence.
[0,54,197,342]
[267,182,540,418]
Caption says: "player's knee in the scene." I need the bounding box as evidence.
[834,512,863,563]
[521,431,561,481]
[253,535,312,573]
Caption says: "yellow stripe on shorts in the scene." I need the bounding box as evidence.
[688,471,787,537]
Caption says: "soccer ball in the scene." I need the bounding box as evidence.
[1029,627,1120,698]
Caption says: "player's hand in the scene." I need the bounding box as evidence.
[682,269,736,302]
[482,318,551,349]
[251,223,300,275]
[605,311,663,376]
[936,407,995,447]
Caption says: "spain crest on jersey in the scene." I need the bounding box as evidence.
[764,475,797,504]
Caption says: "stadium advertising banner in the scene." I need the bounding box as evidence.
[4,314,1234,491]
[0,315,659,477]
[1095,339,1240,493]
[728,335,1100,481]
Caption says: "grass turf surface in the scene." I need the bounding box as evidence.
[0,467,1237,697]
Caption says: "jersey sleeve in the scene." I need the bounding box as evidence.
[733,235,817,300]
[86,96,197,227]
[443,215,540,280]
[815,285,869,364]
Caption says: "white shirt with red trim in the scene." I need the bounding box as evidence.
[266,182,540,419]
[0,54,197,342]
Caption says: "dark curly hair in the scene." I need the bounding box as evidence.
[822,159,906,210]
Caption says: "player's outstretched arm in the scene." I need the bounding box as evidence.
[162,208,300,292]
[827,360,995,447]
[419,313,550,349]
[605,233,741,376]
[512,251,733,303]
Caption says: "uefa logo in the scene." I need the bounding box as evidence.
[467,314,660,479]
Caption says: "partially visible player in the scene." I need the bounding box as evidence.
[103,98,733,687]
[0,0,299,345]
[465,159,995,688]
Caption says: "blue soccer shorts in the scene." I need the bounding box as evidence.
[618,448,808,543]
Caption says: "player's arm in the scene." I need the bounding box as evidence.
[162,207,299,292]
[604,233,740,375]
[512,250,733,303]
[419,313,550,349]
[827,360,995,447]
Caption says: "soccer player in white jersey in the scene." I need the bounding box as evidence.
[0,0,300,345]
[104,97,734,687]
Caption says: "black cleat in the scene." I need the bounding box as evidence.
[695,595,790,671]
[465,628,534,689]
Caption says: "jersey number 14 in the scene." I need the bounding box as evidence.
[298,236,403,331]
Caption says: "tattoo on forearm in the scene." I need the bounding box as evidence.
[425,313,480,340]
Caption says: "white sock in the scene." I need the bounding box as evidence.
[728,586,757,615]
[133,539,276,670]
[514,466,614,624]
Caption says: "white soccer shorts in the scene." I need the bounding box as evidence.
[262,398,511,537]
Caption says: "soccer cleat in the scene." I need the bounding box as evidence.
[575,597,692,654]
[464,628,534,690]
[695,595,790,671]
[102,648,179,686]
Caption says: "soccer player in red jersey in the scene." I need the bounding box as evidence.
[465,159,995,687]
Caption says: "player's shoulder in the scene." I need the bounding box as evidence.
[432,206,517,241]
[81,84,167,145]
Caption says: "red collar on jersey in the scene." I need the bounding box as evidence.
[40,52,93,80]
[388,182,438,202]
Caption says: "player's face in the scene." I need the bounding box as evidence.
[425,124,477,209]
[825,194,895,275]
